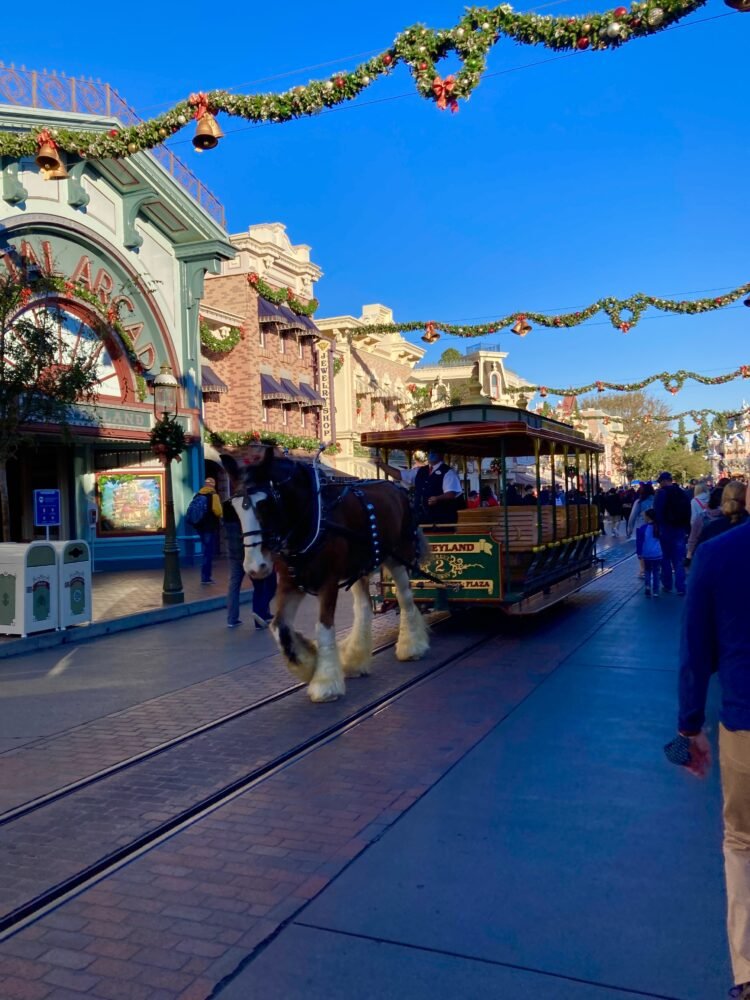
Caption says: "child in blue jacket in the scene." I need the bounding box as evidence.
[636,508,663,597]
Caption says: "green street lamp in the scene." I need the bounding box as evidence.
[153,364,184,606]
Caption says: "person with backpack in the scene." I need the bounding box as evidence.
[627,482,655,578]
[186,476,223,584]
[635,508,662,597]
[653,471,691,595]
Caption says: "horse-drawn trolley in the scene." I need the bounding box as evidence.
[362,404,609,614]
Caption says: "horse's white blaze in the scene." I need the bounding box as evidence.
[387,562,430,661]
[231,494,273,578]
[308,623,345,703]
[340,578,373,677]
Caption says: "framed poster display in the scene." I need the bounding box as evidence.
[96,471,165,536]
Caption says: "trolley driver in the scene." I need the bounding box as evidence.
[376,450,462,526]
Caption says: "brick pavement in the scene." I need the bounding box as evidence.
[0,555,641,999]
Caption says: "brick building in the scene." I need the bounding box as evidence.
[199,223,333,481]
[316,305,424,477]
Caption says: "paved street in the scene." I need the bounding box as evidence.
[0,539,731,1000]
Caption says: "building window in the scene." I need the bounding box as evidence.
[282,405,288,426]
[490,372,500,399]
[301,408,306,430]
[259,326,265,348]
[279,331,285,355]
[262,403,269,424]
[298,337,303,360]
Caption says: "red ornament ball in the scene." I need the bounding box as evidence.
[576,36,590,49]
[419,61,428,70]
[383,53,393,65]
[335,77,345,88]
[613,6,628,16]
[108,129,118,137]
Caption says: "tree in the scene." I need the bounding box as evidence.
[0,269,102,540]
[637,441,709,482]
[439,348,462,364]
[579,390,672,479]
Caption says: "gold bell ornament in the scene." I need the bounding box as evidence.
[35,130,67,178]
[421,321,440,344]
[192,112,223,151]
[512,315,532,337]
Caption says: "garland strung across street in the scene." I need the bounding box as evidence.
[346,282,750,342]
[0,0,714,163]
[506,364,750,398]
[652,406,750,423]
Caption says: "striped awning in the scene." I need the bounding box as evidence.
[280,378,305,401]
[258,296,288,325]
[260,373,294,401]
[298,382,325,407]
[277,304,307,334]
[201,365,228,394]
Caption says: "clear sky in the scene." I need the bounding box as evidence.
[5,1,746,417]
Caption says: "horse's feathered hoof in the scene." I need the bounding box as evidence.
[308,678,345,703]
[395,637,430,661]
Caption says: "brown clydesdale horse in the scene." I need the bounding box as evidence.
[230,448,430,703]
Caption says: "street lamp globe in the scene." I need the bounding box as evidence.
[153,364,178,419]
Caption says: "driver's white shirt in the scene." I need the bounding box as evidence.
[400,464,462,494]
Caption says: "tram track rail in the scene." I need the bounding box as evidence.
[0,622,493,942]
[0,547,637,942]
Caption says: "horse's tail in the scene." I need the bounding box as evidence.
[415,526,431,569]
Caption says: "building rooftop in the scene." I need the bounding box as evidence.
[0,62,225,227]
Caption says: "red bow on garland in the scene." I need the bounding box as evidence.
[188,92,211,119]
[432,75,458,113]
[36,129,57,150]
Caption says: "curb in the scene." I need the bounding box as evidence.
[0,591,253,662]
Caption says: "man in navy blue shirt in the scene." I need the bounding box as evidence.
[677,517,750,997]
[654,470,691,595]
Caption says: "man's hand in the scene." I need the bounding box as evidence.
[684,731,712,777]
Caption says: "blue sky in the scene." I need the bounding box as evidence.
[5,1,747,416]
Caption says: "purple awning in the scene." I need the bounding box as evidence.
[298,382,325,407]
[258,297,288,326]
[280,378,304,401]
[201,365,228,394]
[260,373,294,401]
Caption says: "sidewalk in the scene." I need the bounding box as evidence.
[0,558,252,659]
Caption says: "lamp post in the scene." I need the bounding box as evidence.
[153,364,184,606]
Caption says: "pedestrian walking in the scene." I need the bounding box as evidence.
[698,481,748,547]
[187,477,223,585]
[691,481,710,525]
[627,483,655,578]
[673,517,750,998]
[603,488,623,537]
[653,471,691,595]
[635,509,662,596]
[686,486,724,562]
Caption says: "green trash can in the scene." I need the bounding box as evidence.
[0,542,58,636]
[52,540,92,628]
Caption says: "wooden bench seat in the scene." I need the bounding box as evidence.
[455,505,598,549]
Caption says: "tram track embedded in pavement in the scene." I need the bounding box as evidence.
[0,623,492,942]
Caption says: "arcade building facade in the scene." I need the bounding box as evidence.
[0,97,233,569]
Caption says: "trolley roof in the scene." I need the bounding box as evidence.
[361,404,604,457]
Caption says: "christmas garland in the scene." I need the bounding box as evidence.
[653,406,750,423]
[505,363,750,398]
[247,273,318,317]
[345,281,750,339]
[0,0,707,161]
[206,427,338,453]
[199,319,242,354]
[150,415,186,462]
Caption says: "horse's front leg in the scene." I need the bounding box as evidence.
[339,576,373,678]
[385,560,430,661]
[270,566,317,683]
[307,579,346,703]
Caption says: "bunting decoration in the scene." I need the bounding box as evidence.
[0,0,708,161]
[344,281,750,339]
[507,364,750,398]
